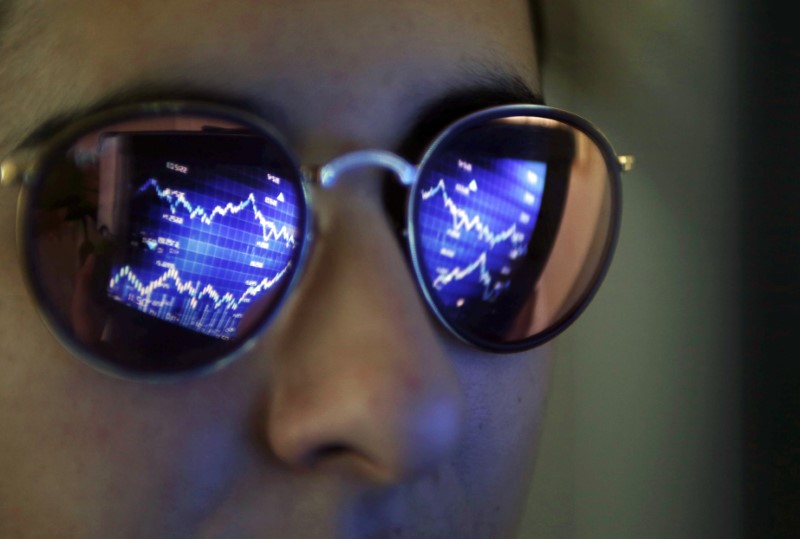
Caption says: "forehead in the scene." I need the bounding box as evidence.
[0,0,539,156]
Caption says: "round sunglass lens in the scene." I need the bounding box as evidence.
[411,112,617,350]
[22,111,307,376]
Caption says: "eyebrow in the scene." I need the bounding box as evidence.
[13,64,542,156]
[397,68,544,160]
[13,84,278,150]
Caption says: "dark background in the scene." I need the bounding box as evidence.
[521,1,798,537]
[742,1,800,537]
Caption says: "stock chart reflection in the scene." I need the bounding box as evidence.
[415,153,548,329]
[104,133,303,340]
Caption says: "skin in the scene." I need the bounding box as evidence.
[0,1,552,537]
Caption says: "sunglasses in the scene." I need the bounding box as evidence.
[0,102,632,379]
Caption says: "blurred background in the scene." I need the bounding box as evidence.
[519,1,798,537]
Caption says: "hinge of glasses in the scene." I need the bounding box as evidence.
[618,155,636,173]
[0,152,35,187]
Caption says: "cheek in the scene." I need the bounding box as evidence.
[0,307,252,537]
[450,342,553,512]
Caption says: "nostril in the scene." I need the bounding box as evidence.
[304,443,351,467]
[301,443,388,479]
[302,443,398,482]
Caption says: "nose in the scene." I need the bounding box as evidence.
[262,172,464,483]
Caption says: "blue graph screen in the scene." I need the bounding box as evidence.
[106,133,303,340]
[415,153,547,311]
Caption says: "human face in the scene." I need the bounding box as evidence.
[0,1,551,538]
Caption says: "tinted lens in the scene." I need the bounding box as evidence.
[411,111,618,350]
[21,111,307,376]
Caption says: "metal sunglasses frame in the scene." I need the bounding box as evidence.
[0,101,632,380]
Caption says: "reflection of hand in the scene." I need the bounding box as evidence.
[71,253,108,344]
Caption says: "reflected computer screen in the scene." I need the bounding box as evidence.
[416,154,547,308]
[102,132,302,340]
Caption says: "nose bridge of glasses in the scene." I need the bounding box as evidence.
[317,150,417,189]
